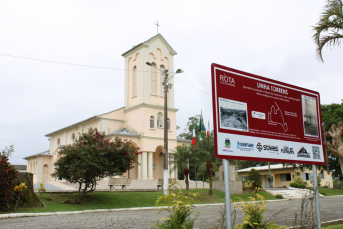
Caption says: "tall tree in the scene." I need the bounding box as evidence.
[178,115,200,140]
[169,144,199,195]
[52,129,138,203]
[195,134,216,195]
[322,103,343,180]
[313,0,343,62]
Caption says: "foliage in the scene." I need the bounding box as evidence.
[194,134,216,195]
[333,179,343,189]
[170,144,199,195]
[235,191,286,229]
[294,176,304,184]
[312,0,343,62]
[290,182,307,189]
[247,169,262,189]
[13,182,27,209]
[322,103,343,180]
[152,181,200,229]
[275,194,283,199]
[0,145,18,211]
[38,183,46,207]
[292,189,316,228]
[52,129,138,203]
[178,115,200,140]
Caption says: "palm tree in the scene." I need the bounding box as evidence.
[169,144,199,195]
[195,135,216,195]
[313,0,343,62]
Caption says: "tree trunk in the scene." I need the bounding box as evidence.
[15,173,40,207]
[184,167,190,195]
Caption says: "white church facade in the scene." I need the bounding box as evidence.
[24,34,190,183]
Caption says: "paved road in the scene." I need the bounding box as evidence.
[1,196,343,228]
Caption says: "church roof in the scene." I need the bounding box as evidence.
[24,150,51,159]
[122,33,177,57]
[107,128,140,137]
[45,107,125,137]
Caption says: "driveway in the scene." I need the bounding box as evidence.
[1,196,343,228]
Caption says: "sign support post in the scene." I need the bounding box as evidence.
[312,164,321,229]
[223,159,232,229]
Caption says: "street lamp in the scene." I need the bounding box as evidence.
[146,61,183,195]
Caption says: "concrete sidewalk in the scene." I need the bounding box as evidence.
[35,179,209,192]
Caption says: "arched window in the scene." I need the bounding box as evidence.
[133,66,137,97]
[57,138,60,147]
[150,116,155,128]
[157,112,163,128]
[151,62,157,94]
[167,118,170,130]
[71,133,75,142]
[160,65,165,96]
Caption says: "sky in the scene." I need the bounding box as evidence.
[1,0,342,165]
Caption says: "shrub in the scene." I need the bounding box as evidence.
[247,169,262,189]
[235,192,286,229]
[275,194,283,199]
[290,182,306,189]
[0,146,18,211]
[152,180,200,229]
[293,176,303,184]
[333,180,343,189]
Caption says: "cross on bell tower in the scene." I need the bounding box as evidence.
[155,20,161,34]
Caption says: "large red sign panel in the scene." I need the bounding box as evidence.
[211,63,326,165]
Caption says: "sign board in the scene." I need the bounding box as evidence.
[211,63,326,165]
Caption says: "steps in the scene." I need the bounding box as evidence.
[265,187,323,199]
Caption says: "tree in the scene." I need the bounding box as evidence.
[195,134,216,195]
[0,146,18,211]
[169,144,199,195]
[247,169,262,189]
[313,0,343,62]
[322,103,343,180]
[178,115,200,140]
[52,129,138,203]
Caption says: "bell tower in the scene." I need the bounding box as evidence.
[122,34,177,109]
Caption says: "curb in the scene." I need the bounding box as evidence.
[0,199,289,219]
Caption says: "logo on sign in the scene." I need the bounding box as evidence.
[237,142,254,151]
[312,146,321,160]
[256,142,278,152]
[281,146,294,154]
[297,147,310,158]
[225,138,231,148]
[220,74,235,87]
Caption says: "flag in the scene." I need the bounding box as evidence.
[198,111,206,139]
[192,122,196,146]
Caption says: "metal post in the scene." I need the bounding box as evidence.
[223,159,232,229]
[312,164,321,229]
[163,71,169,196]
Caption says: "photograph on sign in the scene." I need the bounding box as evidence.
[211,63,326,165]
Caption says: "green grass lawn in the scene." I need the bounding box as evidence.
[323,224,343,229]
[1,189,278,214]
[307,187,343,196]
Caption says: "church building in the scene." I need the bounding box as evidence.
[24,34,190,183]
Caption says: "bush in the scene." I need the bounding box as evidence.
[333,180,343,189]
[247,169,262,189]
[293,176,303,184]
[0,146,18,211]
[275,194,283,199]
[290,182,306,189]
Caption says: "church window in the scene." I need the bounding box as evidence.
[157,112,163,128]
[160,65,165,96]
[133,66,137,97]
[150,116,155,128]
[71,133,75,142]
[167,118,170,130]
[151,62,157,94]
[57,138,60,147]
